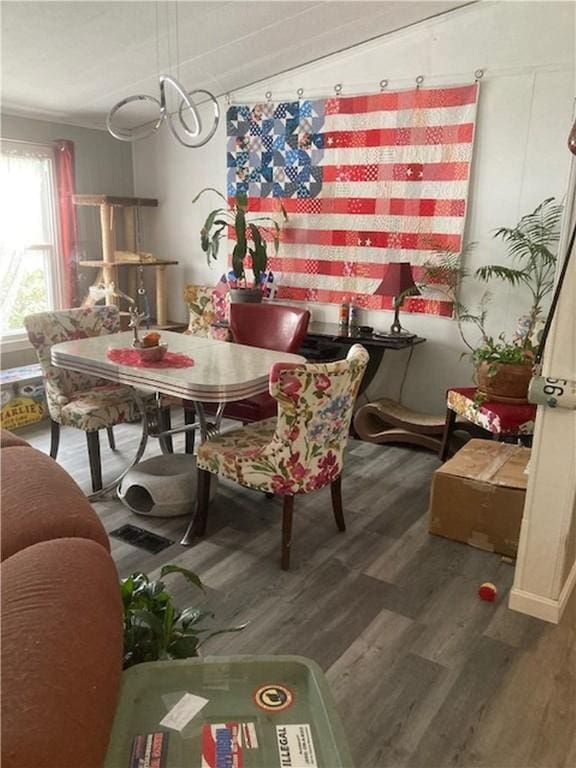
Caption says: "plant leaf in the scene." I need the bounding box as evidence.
[179,607,214,629]
[160,564,204,591]
[168,634,200,659]
[475,265,530,286]
[236,192,248,211]
[131,608,164,634]
[121,576,135,608]
[198,623,249,646]
[192,187,228,204]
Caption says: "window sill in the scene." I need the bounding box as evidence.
[0,334,33,354]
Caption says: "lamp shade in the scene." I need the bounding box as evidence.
[374,262,420,297]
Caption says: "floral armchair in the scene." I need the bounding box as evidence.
[24,307,141,492]
[172,284,232,453]
[183,283,230,339]
[195,344,369,569]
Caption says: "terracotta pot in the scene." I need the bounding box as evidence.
[229,288,262,304]
[475,361,533,403]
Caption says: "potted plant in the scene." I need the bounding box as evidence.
[421,198,563,402]
[121,564,245,669]
[472,335,534,402]
[472,197,562,400]
[194,188,287,303]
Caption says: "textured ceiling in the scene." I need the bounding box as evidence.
[1,1,472,129]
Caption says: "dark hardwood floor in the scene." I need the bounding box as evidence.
[19,415,576,768]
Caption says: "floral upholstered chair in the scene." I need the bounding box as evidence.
[171,284,232,453]
[25,307,141,492]
[195,344,369,569]
[183,283,230,338]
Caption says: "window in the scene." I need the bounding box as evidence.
[0,140,63,340]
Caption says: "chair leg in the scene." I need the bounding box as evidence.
[439,407,456,461]
[184,406,196,454]
[106,426,116,451]
[158,406,174,454]
[330,475,346,532]
[86,431,103,493]
[281,496,295,571]
[49,419,60,460]
[196,469,211,536]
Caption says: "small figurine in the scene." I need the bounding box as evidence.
[128,303,147,347]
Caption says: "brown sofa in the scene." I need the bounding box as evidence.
[1,429,123,768]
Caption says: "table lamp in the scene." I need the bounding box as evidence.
[375,262,420,335]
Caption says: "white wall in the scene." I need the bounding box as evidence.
[133,0,575,412]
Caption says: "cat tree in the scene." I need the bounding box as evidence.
[74,195,178,327]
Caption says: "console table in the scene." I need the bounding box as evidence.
[303,322,426,395]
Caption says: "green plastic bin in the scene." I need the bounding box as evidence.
[105,655,353,768]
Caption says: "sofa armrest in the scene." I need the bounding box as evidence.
[1,538,123,768]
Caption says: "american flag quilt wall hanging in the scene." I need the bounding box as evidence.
[226,83,479,316]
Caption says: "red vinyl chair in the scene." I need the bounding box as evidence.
[221,303,311,422]
[185,304,310,448]
[229,303,310,354]
[207,303,311,424]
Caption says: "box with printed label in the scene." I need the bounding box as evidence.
[0,364,47,430]
[429,439,531,558]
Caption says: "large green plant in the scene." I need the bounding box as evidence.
[419,198,562,362]
[194,188,287,288]
[475,197,562,348]
[121,564,245,669]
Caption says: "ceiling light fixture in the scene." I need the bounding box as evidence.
[106,2,220,148]
[106,76,220,147]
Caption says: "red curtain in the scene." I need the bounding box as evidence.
[53,140,79,307]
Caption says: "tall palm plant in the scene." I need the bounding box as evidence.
[475,197,563,348]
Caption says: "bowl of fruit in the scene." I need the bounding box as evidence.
[133,332,168,362]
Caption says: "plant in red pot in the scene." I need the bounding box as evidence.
[194,188,286,303]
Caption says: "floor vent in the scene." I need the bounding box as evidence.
[109,524,175,554]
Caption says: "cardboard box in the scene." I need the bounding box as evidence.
[429,439,531,558]
[0,364,47,431]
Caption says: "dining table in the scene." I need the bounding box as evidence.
[51,330,304,544]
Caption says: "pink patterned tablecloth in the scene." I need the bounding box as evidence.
[107,348,195,369]
[447,387,536,435]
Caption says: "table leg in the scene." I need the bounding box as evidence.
[439,407,456,461]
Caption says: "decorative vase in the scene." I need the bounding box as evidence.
[475,361,533,403]
[229,288,263,304]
